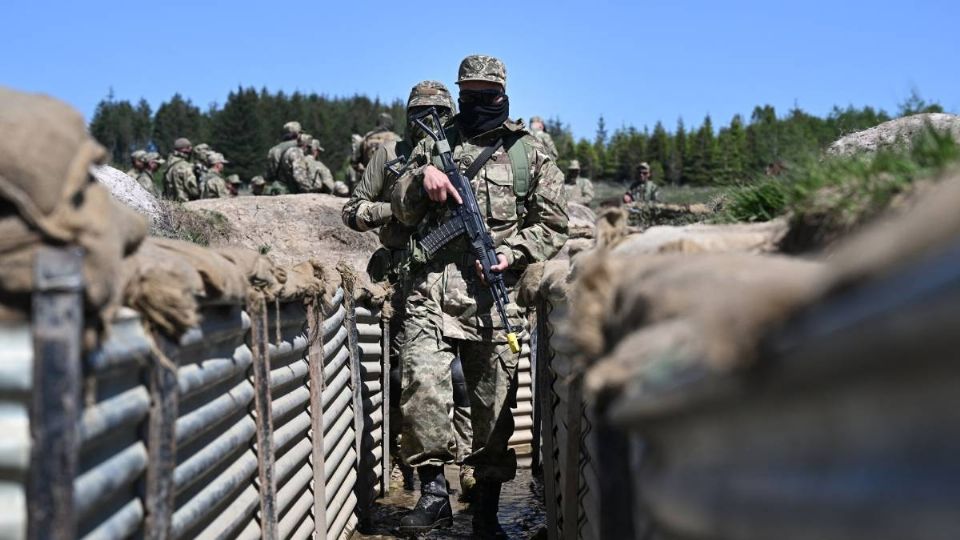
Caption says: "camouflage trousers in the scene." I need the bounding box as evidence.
[399,315,518,482]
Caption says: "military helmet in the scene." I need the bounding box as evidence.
[457,55,507,89]
[638,162,651,173]
[377,112,394,130]
[530,116,544,124]
[130,149,147,162]
[144,151,165,164]
[298,133,314,147]
[407,80,455,111]
[173,137,192,151]
[567,159,581,171]
[226,174,242,185]
[250,175,266,186]
[310,139,324,153]
[205,152,229,166]
[282,121,302,138]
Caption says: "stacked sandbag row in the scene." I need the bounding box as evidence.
[527,164,960,539]
[0,87,390,540]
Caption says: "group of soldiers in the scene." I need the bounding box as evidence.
[342,55,570,538]
[264,121,348,196]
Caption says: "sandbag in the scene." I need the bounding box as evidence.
[215,247,286,299]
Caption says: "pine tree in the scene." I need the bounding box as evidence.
[153,94,208,155]
[211,87,265,180]
[670,118,687,184]
[647,121,670,181]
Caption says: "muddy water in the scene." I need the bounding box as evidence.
[356,465,546,539]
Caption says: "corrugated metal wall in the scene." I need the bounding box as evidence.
[13,277,390,540]
[0,322,32,540]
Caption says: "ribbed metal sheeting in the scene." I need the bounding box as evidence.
[510,326,535,467]
[77,308,154,540]
[321,290,360,539]
[536,298,599,540]
[355,306,387,509]
[0,322,32,540]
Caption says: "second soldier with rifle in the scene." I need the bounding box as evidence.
[390,54,568,537]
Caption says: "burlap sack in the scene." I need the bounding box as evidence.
[215,247,286,299]
[277,261,323,302]
[0,88,148,321]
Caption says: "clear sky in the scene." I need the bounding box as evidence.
[3,0,957,139]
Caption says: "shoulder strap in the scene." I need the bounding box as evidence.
[464,138,504,180]
[506,135,531,218]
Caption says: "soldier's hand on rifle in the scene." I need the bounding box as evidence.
[423,165,463,204]
[474,254,509,285]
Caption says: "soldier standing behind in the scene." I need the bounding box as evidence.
[265,121,311,194]
[564,159,595,205]
[624,161,659,203]
[351,112,400,193]
[137,151,164,196]
[164,138,200,202]
[226,174,242,197]
[250,175,266,196]
[303,137,336,194]
[343,79,468,494]
[125,149,146,178]
[391,55,568,536]
[529,115,559,160]
[200,152,231,199]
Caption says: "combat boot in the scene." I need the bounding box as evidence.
[399,466,452,534]
[472,480,507,539]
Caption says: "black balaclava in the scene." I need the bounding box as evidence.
[457,95,510,139]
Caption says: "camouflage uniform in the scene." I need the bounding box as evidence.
[392,63,568,483]
[266,122,312,193]
[305,139,335,193]
[125,149,146,178]
[164,138,199,202]
[627,162,659,202]
[136,151,163,196]
[200,152,230,198]
[352,113,400,192]
[563,160,595,204]
[529,115,559,161]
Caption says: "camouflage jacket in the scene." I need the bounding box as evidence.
[163,153,199,202]
[125,167,139,178]
[266,140,311,193]
[136,171,157,196]
[392,120,569,341]
[627,179,659,202]
[200,171,230,199]
[342,139,416,250]
[304,156,335,193]
[353,129,400,172]
[531,128,559,161]
[564,176,595,205]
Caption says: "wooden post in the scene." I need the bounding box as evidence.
[249,296,278,540]
[535,301,560,540]
[28,246,84,540]
[344,286,370,531]
[306,298,328,536]
[144,336,180,539]
[380,308,391,498]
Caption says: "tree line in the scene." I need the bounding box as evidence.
[90,87,942,185]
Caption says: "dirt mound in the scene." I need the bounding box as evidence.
[91,164,170,230]
[827,113,960,157]
[186,194,379,269]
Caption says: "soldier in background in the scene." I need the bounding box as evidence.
[351,112,400,193]
[137,151,164,196]
[624,161,659,203]
[125,149,147,178]
[564,160,595,205]
[250,175,266,196]
[200,152,230,199]
[302,136,336,194]
[193,143,214,180]
[226,174,242,197]
[266,121,311,194]
[164,138,200,201]
[529,115,559,160]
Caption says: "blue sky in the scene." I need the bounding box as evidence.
[3,0,956,139]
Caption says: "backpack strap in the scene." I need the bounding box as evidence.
[505,135,531,218]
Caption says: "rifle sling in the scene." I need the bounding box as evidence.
[418,138,505,257]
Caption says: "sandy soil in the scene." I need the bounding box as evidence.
[186,194,378,269]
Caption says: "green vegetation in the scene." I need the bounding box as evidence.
[158,203,234,246]
[721,127,960,248]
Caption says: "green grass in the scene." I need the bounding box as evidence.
[720,127,960,248]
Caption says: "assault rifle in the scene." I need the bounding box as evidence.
[410,107,521,354]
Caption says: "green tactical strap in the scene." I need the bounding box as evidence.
[506,136,531,218]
